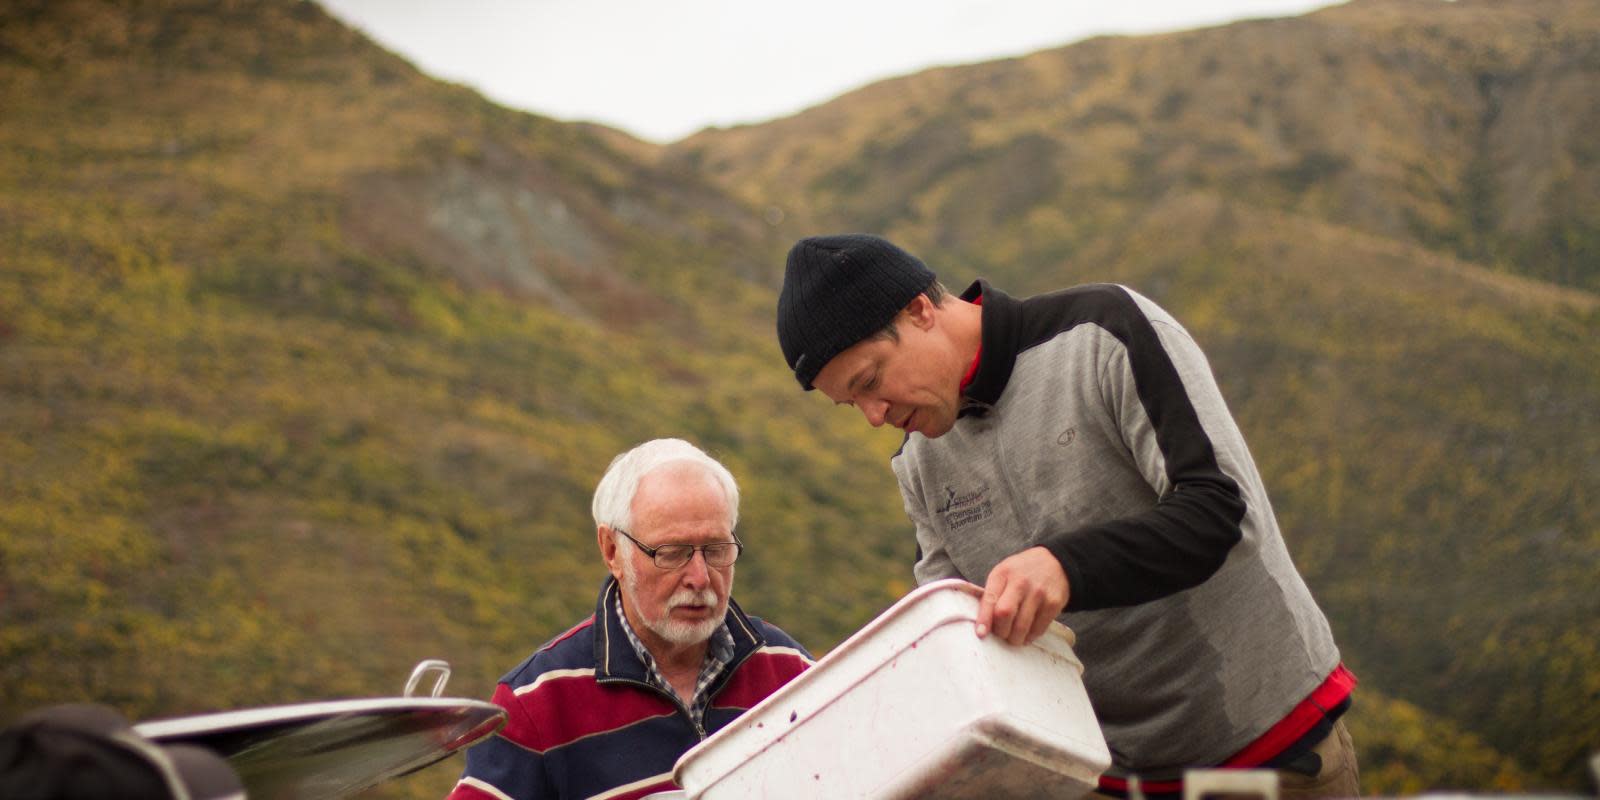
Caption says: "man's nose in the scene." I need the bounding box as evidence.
[678,550,710,587]
[861,399,889,427]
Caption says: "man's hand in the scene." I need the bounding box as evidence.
[976,547,1070,646]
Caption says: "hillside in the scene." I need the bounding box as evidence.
[671,0,1600,789]
[675,0,1600,294]
[0,2,912,796]
[1,0,1596,796]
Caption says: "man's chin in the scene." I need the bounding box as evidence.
[655,619,721,647]
[650,605,726,647]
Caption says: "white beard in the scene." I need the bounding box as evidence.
[620,556,729,646]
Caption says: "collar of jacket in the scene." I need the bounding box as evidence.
[958,278,1021,418]
[591,575,768,685]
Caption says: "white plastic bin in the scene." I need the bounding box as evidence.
[674,579,1111,799]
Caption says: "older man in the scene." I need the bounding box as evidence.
[448,439,812,800]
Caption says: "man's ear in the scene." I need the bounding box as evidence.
[598,526,624,580]
[903,293,938,331]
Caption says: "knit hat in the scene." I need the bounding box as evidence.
[777,234,936,390]
[0,704,245,800]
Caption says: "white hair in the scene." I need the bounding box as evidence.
[591,438,740,533]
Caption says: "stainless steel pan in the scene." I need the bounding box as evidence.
[135,660,504,800]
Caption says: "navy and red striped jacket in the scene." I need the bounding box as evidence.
[447,577,813,800]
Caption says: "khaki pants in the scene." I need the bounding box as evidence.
[1279,720,1360,800]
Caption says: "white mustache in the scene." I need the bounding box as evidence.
[668,588,717,610]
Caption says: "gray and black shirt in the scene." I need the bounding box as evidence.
[893,280,1342,776]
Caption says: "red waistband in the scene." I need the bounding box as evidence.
[1097,663,1357,794]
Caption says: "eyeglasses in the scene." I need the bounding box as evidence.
[612,527,743,569]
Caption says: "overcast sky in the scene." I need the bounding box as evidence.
[319,0,1342,143]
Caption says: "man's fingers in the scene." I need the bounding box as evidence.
[990,590,1018,642]
[1007,592,1037,646]
[976,572,1006,638]
[981,548,1071,644]
[1027,605,1056,644]
[975,548,1073,647]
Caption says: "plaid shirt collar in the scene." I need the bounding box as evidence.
[613,593,735,729]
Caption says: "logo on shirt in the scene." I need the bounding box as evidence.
[1057,427,1077,446]
[936,484,994,531]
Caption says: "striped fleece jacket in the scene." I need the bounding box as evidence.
[447,577,812,800]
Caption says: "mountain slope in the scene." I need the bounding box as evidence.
[0,3,912,796]
[674,0,1600,293]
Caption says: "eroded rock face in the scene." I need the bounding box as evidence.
[424,160,600,297]
[343,152,603,319]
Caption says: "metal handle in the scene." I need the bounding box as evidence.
[404,659,452,698]
[1182,769,1279,800]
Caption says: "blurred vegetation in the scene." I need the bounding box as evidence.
[0,1,910,796]
[1347,689,1537,795]
[1,0,1596,797]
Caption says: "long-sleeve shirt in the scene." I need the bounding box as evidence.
[894,281,1342,777]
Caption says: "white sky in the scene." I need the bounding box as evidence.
[319,0,1342,144]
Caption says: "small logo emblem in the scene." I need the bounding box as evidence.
[1057,427,1077,446]
[935,484,994,530]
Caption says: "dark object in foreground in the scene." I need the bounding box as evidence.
[0,703,244,800]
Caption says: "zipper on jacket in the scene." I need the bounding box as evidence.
[669,640,766,740]
[599,608,767,742]
[607,676,708,739]
[986,406,1036,550]
[959,396,995,417]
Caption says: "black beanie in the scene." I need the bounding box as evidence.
[777,234,936,390]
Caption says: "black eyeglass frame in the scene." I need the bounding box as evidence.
[611,527,744,569]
